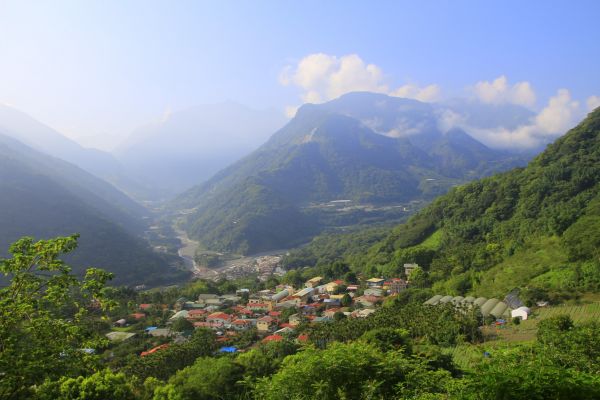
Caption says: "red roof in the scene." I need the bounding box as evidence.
[258,316,274,323]
[207,312,232,321]
[297,334,309,342]
[279,323,296,329]
[139,304,153,310]
[188,309,207,317]
[130,313,145,320]
[262,334,283,343]
[232,319,252,325]
[333,280,344,285]
[268,311,281,317]
[141,344,169,357]
[193,321,223,328]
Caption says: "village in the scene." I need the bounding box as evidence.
[104,264,419,354]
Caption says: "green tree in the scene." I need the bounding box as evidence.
[0,235,113,399]
[171,317,194,333]
[34,369,135,400]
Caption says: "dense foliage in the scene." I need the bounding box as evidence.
[175,93,527,254]
[284,108,600,301]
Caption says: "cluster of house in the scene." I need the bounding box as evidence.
[107,269,415,349]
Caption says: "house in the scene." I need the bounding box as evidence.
[187,309,207,320]
[363,288,384,297]
[346,285,359,292]
[114,318,127,327]
[169,310,189,321]
[366,278,385,287]
[262,334,283,343]
[288,313,303,326]
[139,303,153,311]
[236,288,250,296]
[231,319,253,331]
[106,331,135,341]
[353,309,376,318]
[193,321,224,330]
[324,280,344,294]
[274,327,294,335]
[305,276,323,288]
[130,313,146,320]
[323,308,341,318]
[257,316,277,332]
[386,278,408,294]
[511,306,531,321]
[271,289,290,303]
[293,287,314,302]
[313,316,332,323]
[247,302,271,312]
[206,312,232,326]
[403,263,418,278]
[147,328,171,337]
[354,295,379,308]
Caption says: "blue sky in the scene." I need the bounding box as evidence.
[0,0,599,148]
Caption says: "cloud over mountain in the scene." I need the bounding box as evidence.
[280,53,440,106]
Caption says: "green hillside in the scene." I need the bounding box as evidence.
[0,134,188,286]
[347,107,600,301]
[176,93,528,255]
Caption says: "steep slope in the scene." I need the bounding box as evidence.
[360,107,600,300]
[175,93,529,255]
[0,104,149,200]
[0,134,186,285]
[115,102,287,198]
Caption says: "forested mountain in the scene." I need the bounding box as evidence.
[0,104,149,199]
[0,133,186,285]
[175,92,530,255]
[115,102,287,199]
[297,106,600,301]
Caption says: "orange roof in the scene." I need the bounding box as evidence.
[139,304,153,310]
[130,313,146,320]
[258,316,274,323]
[141,344,169,357]
[262,334,283,343]
[297,334,309,342]
[207,312,232,320]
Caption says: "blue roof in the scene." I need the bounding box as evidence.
[145,326,158,331]
[219,346,237,353]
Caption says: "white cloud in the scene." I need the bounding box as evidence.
[472,75,536,108]
[462,89,581,149]
[587,95,600,111]
[280,53,440,111]
[391,84,441,102]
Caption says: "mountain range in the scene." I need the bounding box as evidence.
[354,105,600,299]
[114,102,287,199]
[175,92,533,255]
[0,132,187,286]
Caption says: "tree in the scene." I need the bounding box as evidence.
[0,235,113,399]
[34,369,135,400]
[171,317,194,333]
[340,293,352,307]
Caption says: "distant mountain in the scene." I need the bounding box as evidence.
[114,102,288,199]
[0,104,150,200]
[357,106,600,299]
[0,133,187,286]
[175,92,531,255]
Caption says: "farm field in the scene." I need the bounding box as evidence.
[449,300,600,369]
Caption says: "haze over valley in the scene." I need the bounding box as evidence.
[2,2,600,399]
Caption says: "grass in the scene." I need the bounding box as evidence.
[420,229,442,250]
[449,300,600,370]
[473,236,568,298]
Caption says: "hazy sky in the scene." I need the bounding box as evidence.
[1,1,599,149]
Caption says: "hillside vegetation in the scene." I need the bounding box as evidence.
[176,93,528,255]
[342,107,600,300]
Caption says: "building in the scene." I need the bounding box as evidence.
[366,278,385,287]
[511,306,531,320]
[293,287,314,302]
[257,316,276,332]
[305,277,323,288]
[403,263,418,278]
[386,278,408,294]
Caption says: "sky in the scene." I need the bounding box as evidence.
[0,0,599,150]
